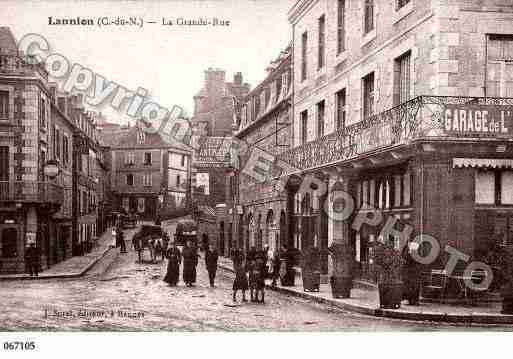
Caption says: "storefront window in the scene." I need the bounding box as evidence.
[475,171,495,204]
[403,172,411,206]
[369,179,375,207]
[501,172,513,205]
[362,180,369,208]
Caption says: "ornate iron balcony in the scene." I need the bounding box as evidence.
[278,96,513,171]
[0,181,64,205]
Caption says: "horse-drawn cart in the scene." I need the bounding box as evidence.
[174,219,198,248]
[132,224,168,263]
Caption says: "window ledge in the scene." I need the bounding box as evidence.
[393,2,414,24]
[361,29,377,47]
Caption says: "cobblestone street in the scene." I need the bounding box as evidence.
[0,222,510,331]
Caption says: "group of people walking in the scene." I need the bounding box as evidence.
[163,241,219,288]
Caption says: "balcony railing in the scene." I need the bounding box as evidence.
[0,181,64,205]
[278,96,513,171]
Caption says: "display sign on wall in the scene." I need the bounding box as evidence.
[444,104,513,136]
[196,173,210,195]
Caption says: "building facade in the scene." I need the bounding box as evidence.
[228,46,293,258]
[191,68,250,137]
[103,121,191,220]
[0,27,108,273]
[278,0,513,283]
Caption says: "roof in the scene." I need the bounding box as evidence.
[0,27,18,55]
[99,120,192,152]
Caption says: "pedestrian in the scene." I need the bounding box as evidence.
[247,246,257,262]
[401,241,421,305]
[232,250,248,302]
[263,245,270,278]
[182,240,198,287]
[248,254,266,303]
[205,243,219,287]
[111,227,117,248]
[24,242,40,277]
[118,229,127,253]
[271,248,281,287]
[163,242,181,286]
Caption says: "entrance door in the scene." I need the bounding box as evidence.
[0,227,19,272]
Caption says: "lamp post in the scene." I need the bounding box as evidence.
[39,159,61,268]
[224,151,241,254]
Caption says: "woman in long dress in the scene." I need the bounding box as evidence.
[163,242,181,286]
[182,240,198,287]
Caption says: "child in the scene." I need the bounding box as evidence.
[249,253,266,303]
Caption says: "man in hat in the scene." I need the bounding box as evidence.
[25,242,40,277]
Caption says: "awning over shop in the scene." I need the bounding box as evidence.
[197,205,216,218]
[453,158,513,169]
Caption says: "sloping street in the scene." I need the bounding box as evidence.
[0,220,510,331]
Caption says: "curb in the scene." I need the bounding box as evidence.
[217,263,513,325]
[0,246,114,281]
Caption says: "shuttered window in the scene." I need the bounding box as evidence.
[364,0,374,34]
[318,15,325,69]
[300,110,308,144]
[317,100,325,138]
[0,146,8,181]
[363,72,375,119]
[395,51,412,106]
[336,89,346,130]
[301,31,308,81]
[0,91,8,120]
[337,0,345,54]
[486,35,513,97]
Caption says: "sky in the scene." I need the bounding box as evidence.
[1,0,295,124]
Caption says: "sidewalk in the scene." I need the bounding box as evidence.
[217,257,513,325]
[0,226,128,281]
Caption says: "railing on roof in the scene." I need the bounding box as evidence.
[278,96,513,171]
[0,53,48,80]
[0,181,64,205]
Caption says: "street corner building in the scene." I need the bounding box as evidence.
[0,27,110,273]
[214,0,513,295]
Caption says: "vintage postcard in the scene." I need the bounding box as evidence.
[1,0,513,356]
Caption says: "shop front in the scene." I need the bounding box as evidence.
[277,96,513,290]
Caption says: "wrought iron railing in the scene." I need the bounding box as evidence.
[278,96,513,171]
[0,181,64,204]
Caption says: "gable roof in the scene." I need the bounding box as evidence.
[99,121,192,152]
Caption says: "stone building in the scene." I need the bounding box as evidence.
[0,27,109,273]
[279,0,513,285]
[190,135,233,251]
[226,46,293,257]
[101,120,191,220]
[191,68,250,137]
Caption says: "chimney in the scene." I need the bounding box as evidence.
[234,72,243,85]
